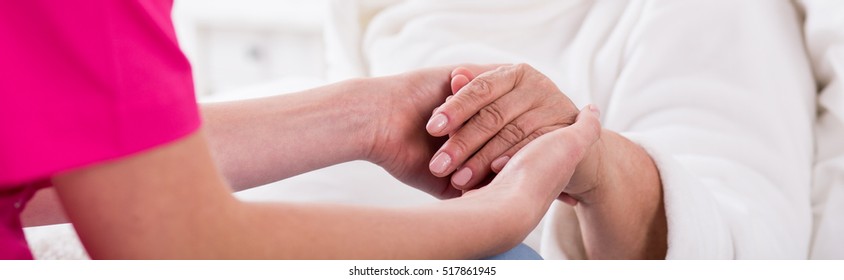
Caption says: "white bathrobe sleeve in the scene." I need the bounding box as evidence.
[798,0,844,259]
[600,1,815,258]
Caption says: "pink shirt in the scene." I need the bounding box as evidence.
[0,1,200,259]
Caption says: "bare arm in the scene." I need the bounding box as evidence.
[24,66,463,226]
[50,106,601,259]
[51,132,522,259]
[201,66,466,195]
[200,79,377,190]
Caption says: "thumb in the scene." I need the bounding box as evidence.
[505,104,602,176]
[566,104,602,151]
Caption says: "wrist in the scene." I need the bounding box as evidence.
[462,181,542,247]
[341,77,389,162]
[567,129,610,205]
[567,130,667,258]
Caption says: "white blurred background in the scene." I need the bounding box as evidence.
[174,0,329,99]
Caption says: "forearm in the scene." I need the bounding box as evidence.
[83,187,531,259]
[201,79,377,190]
[225,190,531,259]
[23,80,377,227]
[55,131,534,259]
[572,129,667,259]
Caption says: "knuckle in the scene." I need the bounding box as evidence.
[466,77,493,99]
[514,63,542,79]
[496,123,528,148]
[513,63,533,72]
[473,102,507,134]
[447,137,472,160]
[494,64,511,72]
[506,127,553,155]
[538,78,558,92]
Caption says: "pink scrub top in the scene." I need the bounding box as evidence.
[0,1,200,259]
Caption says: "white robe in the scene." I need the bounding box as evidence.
[800,0,844,260]
[325,0,819,259]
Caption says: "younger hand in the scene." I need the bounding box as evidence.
[364,66,462,199]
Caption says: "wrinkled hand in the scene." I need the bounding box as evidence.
[472,105,602,213]
[426,64,580,191]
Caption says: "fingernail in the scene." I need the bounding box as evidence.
[588,104,601,117]
[491,156,510,171]
[426,113,449,134]
[452,167,472,186]
[429,152,452,174]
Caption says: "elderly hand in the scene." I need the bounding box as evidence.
[426,64,585,193]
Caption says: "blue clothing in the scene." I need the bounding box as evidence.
[484,243,542,260]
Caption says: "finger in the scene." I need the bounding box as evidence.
[454,171,495,192]
[428,86,536,177]
[451,64,502,78]
[488,119,569,174]
[426,64,525,137]
[450,67,475,94]
[451,110,573,189]
[453,101,577,188]
[488,124,560,173]
[559,193,578,206]
[444,94,455,138]
[431,64,511,137]
[451,74,471,94]
[449,64,509,94]
[564,104,602,151]
[432,98,453,115]
[447,68,474,139]
[431,79,460,134]
[490,156,510,173]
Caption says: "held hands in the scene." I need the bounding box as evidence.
[366,63,602,203]
[427,64,580,190]
[479,105,602,213]
[364,65,664,258]
[427,64,602,203]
